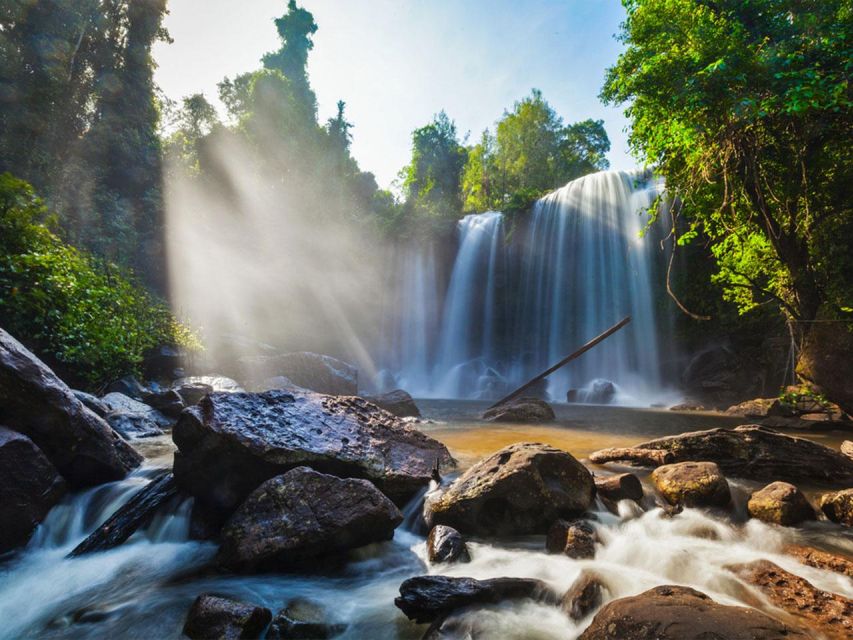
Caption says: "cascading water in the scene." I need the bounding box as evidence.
[382,170,678,404]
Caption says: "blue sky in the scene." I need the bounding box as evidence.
[154,0,635,189]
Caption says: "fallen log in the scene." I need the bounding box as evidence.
[68,471,178,557]
[487,316,631,410]
[589,448,673,467]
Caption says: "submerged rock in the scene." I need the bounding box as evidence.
[173,390,453,518]
[561,570,605,621]
[364,389,421,418]
[394,575,557,624]
[729,559,853,640]
[481,397,555,423]
[238,351,357,395]
[267,599,346,639]
[747,481,815,526]
[0,426,66,553]
[545,519,596,558]
[589,425,853,486]
[651,461,731,508]
[426,525,470,564]
[0,328,141,486]
[182,594,271,640]
[217,467,402,572]
[425,442,594,536]
[819,489,853,526]
[577,584,805,639]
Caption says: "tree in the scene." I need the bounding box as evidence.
[262,0,318,117]
[602,0,852,328]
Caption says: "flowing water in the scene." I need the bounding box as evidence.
[381,170,679,405]
[2,404,851,639]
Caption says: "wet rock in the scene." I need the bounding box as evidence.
[725,397,793,418]
[561,570,605,620]
[267,599,345,639]
[594,473,644,503]
[581,379,616,404]
[104,375,148,400]
[577,584,806,639]
[364,389,421,418]
[101,392,170,439]
[424,442,594,536]
[0,328,141,486]
[238,352,357,396]
[651,461,731,508]
[394,575,558,624]
[482,397,555,423]
[0,426,66,553]
[783,544,853,578]
[747,481,815,526]
[256,376,303,392]
[217,467,402,572]
[819,489,853,526]
[182,594,271,640]
[590,425,853,486]
[841,440,853,459]
[729,559,853,640]
[173,390,453,517]
[546,519,596,558]
[668,401,707,411]
[426,525,470,564]
[141,387,185,418]
[172,375,243,406]
[72,390,109,418]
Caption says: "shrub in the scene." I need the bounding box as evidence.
[0,173,200,388]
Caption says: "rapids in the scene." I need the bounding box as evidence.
[1,403,851,639]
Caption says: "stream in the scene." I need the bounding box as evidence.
[1,402,851,639]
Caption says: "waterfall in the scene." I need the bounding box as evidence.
[380,169,677,405]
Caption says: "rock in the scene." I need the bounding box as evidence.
[0,427,66,553]
[725,398,793,418]
[797,315,853,415]
[546,519,596,558]
[783,544,853,578]
[101,392,171,439]
[72,390,109,418]
[182,594,271,640]
[104,375,148,400]
[238,352,357,396]
[842,440,853,459]
[668,401,707,411]
[256,376,303,392]
[561,571,605,621]
[68,472,178,557]
[681,345,760,409]
[0,328,141,486]
[141,388,185,418]
[424,443,594,536]
[426,525,470,564]
[481,397,555,423]
[267,599,345,639]
[394,575,558,624]
[142,344,185,379]
[651,461,731,508]
[594,473,644,502]
[589,447,673,467]
[819,489,853,526]
[729,559,853,640]
[173,390,453,518]
[217,467,402,572]
[589,425,853,486]
[577,584,806,640]
[580,379,616,404]
[364,389,420,418]
[172,375,243,406]
[747,481,815,526]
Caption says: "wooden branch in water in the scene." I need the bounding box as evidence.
[487,316,632,410]
[68,471,178,557]
[588,447,673,467]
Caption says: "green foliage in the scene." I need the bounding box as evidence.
[262,0,318,117]
[602,0,853,323]
[0,174,199,388]
[461,90,610,212]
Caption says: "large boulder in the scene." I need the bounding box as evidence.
[182,594,271,640]
[0,328,141,486]
[173,390,453,517]
[482,397,555,423]
[364,389,420,418]
[819,489,853,526]
[238,352,357,395]
[217,467,403,572]
[578,584,806,639]
[651,461,731,508]
[424,443,595,536]
[682,345,761,409]
[747,481,815,526]
[394,575,557,624]
[0,426,66,553]
[589,425,853,487]
[101,392,171,439]
[796,317,853,415]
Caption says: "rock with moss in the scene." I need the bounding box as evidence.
[747,481,815,526]
[819,489,853,526]
[651,461,731,508]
